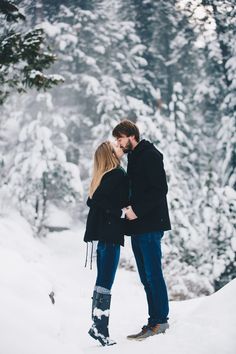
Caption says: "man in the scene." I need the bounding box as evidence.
[112,119,171,341]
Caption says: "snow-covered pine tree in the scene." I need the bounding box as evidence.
[0,0,64,104]
[197,167,236,290]
[8,94,83,235]
[184,0,235,188]
[47,0,154,140]
[209,1,236,189]
[36,0,156,199]
[173,0,236,292]
[185,0,236,288]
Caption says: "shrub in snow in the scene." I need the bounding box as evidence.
[8,117,83,236]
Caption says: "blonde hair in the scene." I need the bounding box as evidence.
[89,141,120,198]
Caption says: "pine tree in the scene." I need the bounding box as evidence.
[8,97,83,235]
[172,0,236,292]
[197,168,236,290]
[186,0,236,188]
[0,0,64,104]
[37,0,156,190]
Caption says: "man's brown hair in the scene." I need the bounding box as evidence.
[112,119,140,142]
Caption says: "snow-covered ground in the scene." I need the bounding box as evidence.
[0,212,236,354]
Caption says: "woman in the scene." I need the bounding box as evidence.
[84,141,129,346]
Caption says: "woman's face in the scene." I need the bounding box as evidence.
[112,142,124,159]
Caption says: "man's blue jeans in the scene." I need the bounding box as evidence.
[131,231,169,326]
[95,241,120,290]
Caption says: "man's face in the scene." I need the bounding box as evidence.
[116,135,134,153]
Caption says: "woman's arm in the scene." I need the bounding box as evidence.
[88,169,125,217]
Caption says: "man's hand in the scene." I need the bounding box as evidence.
[124,206,138,220]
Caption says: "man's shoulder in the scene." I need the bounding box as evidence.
[128,141,164,169]
[142,145,163,161]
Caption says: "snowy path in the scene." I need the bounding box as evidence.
[0,213,236,354]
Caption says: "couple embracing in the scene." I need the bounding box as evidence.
[84,120,171,346]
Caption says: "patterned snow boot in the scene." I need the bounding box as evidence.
[88,292,116,346]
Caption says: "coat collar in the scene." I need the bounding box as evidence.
[128,139,153,162]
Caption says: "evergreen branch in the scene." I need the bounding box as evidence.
[0,0,25,22]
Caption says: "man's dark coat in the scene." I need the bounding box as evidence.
[126,139,171,235]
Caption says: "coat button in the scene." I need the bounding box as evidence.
[108,221,111,225]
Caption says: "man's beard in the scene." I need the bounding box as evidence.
[122,139,133,153]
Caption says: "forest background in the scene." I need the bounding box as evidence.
[0,0,235,301]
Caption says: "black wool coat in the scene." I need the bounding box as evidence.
[125,139,171,235]
[83,167,129,246]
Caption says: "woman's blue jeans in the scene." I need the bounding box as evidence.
[95,241,120,290]
[131,231,169,326]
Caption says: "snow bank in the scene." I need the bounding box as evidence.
[0,213,235,354]
[0,213,63,354]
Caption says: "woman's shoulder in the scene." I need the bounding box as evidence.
[104,166,127,179]
[116,165,127,175]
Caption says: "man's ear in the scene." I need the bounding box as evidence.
[130,135,136,143]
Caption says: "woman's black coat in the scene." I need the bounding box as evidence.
[83,167,129,246]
